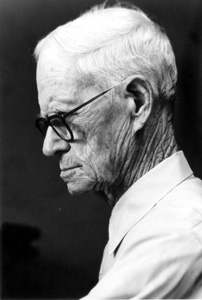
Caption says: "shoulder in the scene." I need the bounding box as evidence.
[114,178,202,297]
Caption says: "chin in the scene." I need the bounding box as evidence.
[66,178,96,195]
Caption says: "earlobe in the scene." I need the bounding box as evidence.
[125,75,153,132]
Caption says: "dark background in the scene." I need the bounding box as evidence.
[1,0,202,299]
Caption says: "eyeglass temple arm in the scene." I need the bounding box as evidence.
[64,86,116,117]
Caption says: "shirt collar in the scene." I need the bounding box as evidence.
[108,151,193,255]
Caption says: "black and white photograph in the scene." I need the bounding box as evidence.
[1,0,202,299]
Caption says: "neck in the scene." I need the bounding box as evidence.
[105,108,178,206]
[132,117,178,182]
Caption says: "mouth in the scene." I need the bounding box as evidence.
[60,166,82,181]
[60,165,81,171]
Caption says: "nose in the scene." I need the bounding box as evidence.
[42,127,71,156]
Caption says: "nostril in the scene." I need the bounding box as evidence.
[54,146,71,157]
[55,141,71,157]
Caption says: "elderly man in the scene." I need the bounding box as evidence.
[35,3,202,299]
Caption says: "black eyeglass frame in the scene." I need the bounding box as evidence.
[35,84,118,142]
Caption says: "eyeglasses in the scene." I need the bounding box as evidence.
[35,84,119,142]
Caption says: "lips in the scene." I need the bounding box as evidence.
[60,166,82,181]
[61,166,81,171]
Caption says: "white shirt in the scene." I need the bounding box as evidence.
[81,151,202,299]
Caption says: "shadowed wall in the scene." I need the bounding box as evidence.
[1,0,202,299]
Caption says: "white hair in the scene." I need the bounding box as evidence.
[35,3,177,101]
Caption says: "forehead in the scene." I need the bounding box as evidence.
[36,45,105,118]
[36,45,84,114]
[36,45,77,91]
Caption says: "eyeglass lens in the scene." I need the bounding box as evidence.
[50,117,72,140]
[38,117,72,141]
[37,119,48,136]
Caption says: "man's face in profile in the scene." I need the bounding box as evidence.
[36,45,132,196]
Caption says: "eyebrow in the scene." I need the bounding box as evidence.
[37,97,81,118]
[37,112,45,118]
[37,110,65,119]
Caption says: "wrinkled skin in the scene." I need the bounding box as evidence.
[37,45,138,202]
[36,45,178,204]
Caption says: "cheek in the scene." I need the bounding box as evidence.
[71,135,110,182]
[84,130,116,180]
[87,110,117,148]
[73,106,127,178]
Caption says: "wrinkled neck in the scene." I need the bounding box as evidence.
[105,106,178,206]
[132,113,178,183]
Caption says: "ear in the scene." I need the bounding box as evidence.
[124,75,153,133]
